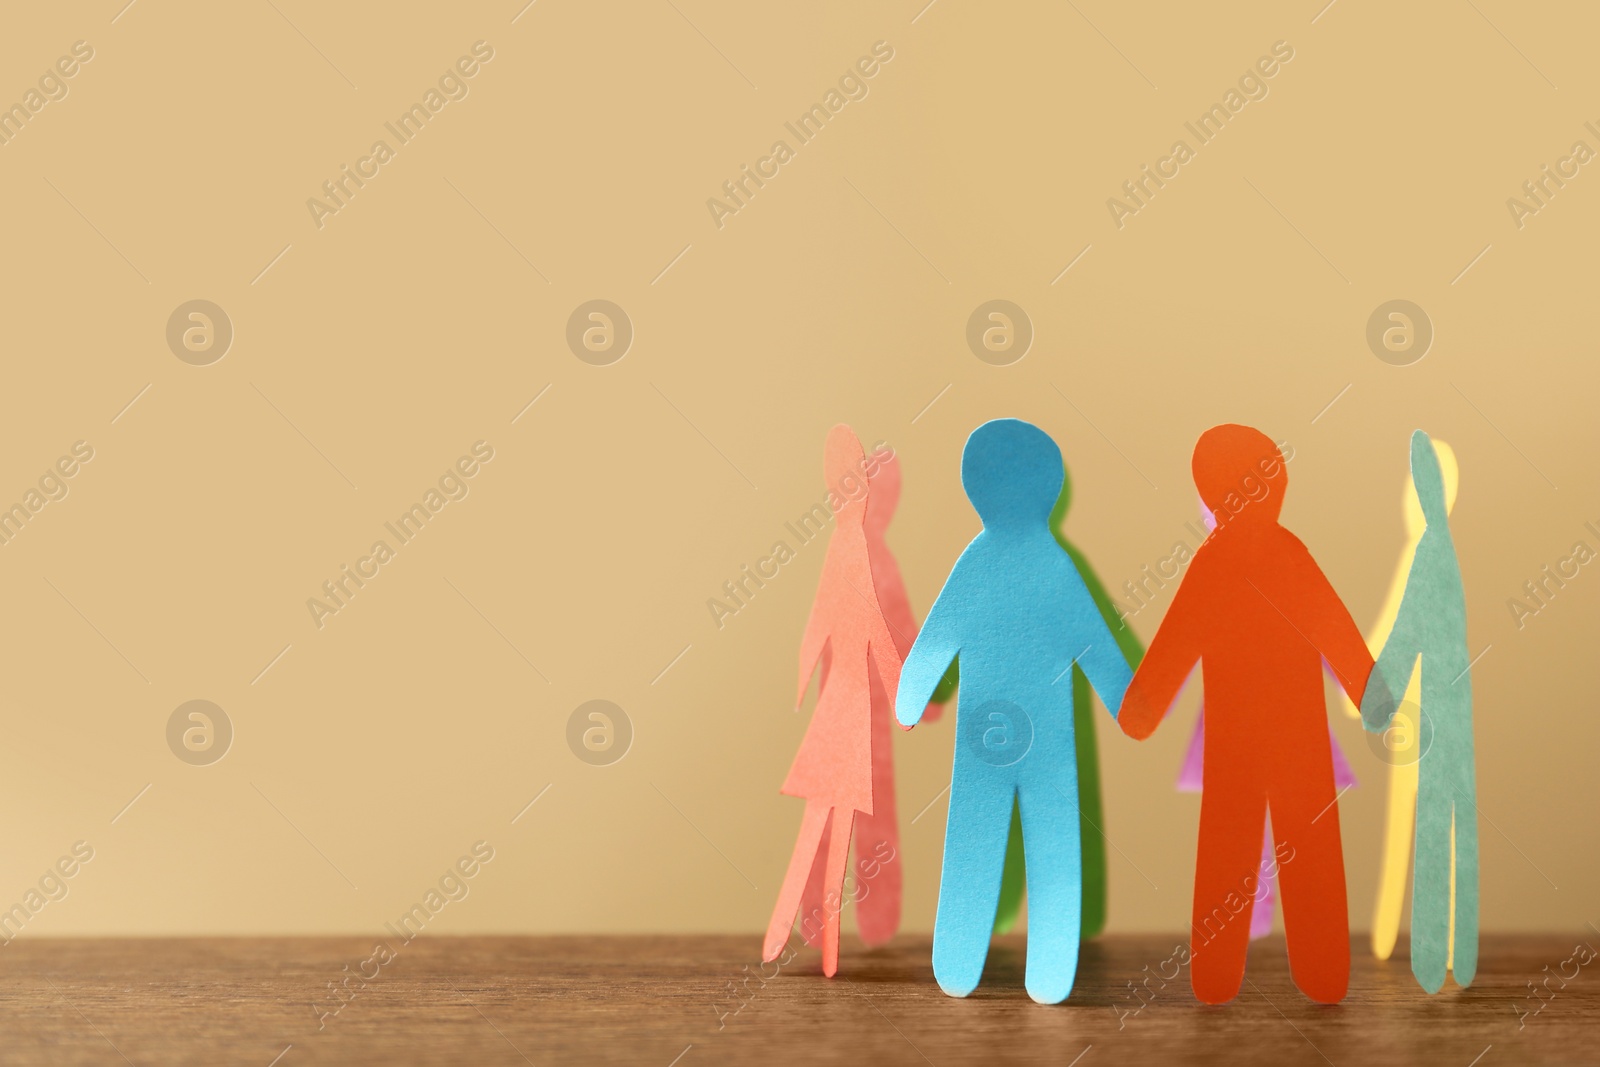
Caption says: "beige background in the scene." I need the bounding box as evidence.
[0,0,1593,941]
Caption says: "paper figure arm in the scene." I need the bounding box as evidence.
[1119,568,1204,740]
[1064,562,1134,718]
[896,573,963,729]
[1066,541,1146,669]
[1340,541,1416,718]
[876,560,949,719]
[868,593,905,723]
[796,591,831,709]
[1280,537,1374,708]
[1360,555,1424,732]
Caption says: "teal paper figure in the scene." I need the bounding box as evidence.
[1360,430,1478,993]
[896,419,1132,1004]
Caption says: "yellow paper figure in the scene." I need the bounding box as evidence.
[1343,438,1458,962]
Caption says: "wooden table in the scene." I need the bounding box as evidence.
[0,934,1590,1065]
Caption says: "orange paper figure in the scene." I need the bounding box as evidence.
[1119,425,1374,1004]
[1176,498,1359,942]
[795,448,941,949]
[763,426,904,976]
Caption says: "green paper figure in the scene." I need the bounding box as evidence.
[1360,430,1477,993]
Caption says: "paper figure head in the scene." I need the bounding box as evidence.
[1402,433,1457,536]
[824,424,871,528]
[865,446,900,536]
[961,418,1063,529]
[1191,424,1286,527]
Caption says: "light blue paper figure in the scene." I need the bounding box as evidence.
[1360,430,1478,993]
[896,419,1132,1004]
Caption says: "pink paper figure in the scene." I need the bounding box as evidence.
[763,426,904,977]
[1174,499,1357,939]
[795,448,940,950]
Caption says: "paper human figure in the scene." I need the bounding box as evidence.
[1340,438,1459,965]
[1174,500,1357,940]
[895,419,1132,1004]
[763,426,904,977]
[794,447,949,950]
[1118,425,1373,1005]
[1359,431,1477,994]
[992,467,1144,937]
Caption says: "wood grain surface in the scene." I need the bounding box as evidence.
[0,934,1591,1065]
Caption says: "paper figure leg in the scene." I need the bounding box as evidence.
[932,776,1014,998]
[820,807,855,977]
[763,801,830,962]
[1189,784,1266,1004]
[1073,669,1109,938]
[1450,790,1479,988]
[992,799,1025,934]
[1017,781,1085,1003]
[1411,780,1452,993]
[854,668,902,947]
[1372,757,1418,960]
[1273,787,1351,1004]
[1249,818,1275,939]
[795,832,829,948]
